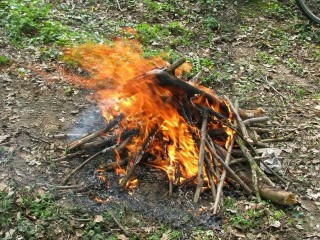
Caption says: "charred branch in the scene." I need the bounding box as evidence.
[68,114,124,151]
[119,126,157,188]
[194,109,208,203]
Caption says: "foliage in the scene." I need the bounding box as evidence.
[0,0,100,46]
[0,55,11,66]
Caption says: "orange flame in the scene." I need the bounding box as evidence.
[126,178,139,189]
[63,39,233,188]
[94,196,107,203]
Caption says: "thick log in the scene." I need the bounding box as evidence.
[234,165,297,205]
[238,107,265,120]
[148,69,230,117]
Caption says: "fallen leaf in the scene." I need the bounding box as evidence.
[93,215,104,223]
[0,182,9,192]
[270,220,281,228]
[160,233,169,240]
[117,234,128,240]
[59,117,65,122]
[0,134,10,143]
[143,226,156,233]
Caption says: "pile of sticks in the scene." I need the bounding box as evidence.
[54,58,297,213]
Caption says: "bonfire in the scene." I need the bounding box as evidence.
[53,40,297,213]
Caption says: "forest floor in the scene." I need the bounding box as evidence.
[0,1,319,239]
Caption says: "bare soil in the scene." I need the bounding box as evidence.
[1,1,319,239]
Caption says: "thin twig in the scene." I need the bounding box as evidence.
[52,133,84,139]
[224,96,252,143]
[115,0,123,11]
[110,212,130,236]
[262,75,287,101]
[119,126,157,188]
[52,151,84,162]
[45,184,84,189]
[189,69,203,84]
[98,159,128,170]
[229,156,270,166]
[243,117,270,126]
[68,114,123,151]
[213,137,234,214]
[62,144,118,184]
[205,138,252,194]
[194,110,208,203]
[236,135,275,187]
[0,141,13,146]
[52,184,97,200]
[205,159,217,201]
[166,58,186,74]
[260,134,294,143]
[259,160,287,184]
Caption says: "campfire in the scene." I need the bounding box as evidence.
[55,40,297,213]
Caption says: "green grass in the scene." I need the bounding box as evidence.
[0,55,11,66]
[0,0,102,46]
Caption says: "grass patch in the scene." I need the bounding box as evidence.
[0,55,11,66]
[0,0,102,46]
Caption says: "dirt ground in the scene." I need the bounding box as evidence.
[1,1,319,239]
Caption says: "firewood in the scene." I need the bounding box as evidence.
[148,69,230,116]
[68,114,124,151]
[229,156,269,166]
[80,128,139,150]
[98,159,128,170]
[52,151,84,162]
[205,160,217,201]
[243,116,270,126]
[260,134,295,143]
[250,127,270,134]
[174,162,181,185]
[166,57,186,74]
[204,155,218,179]
[119,126,157,188]
[213,137,234,214]
[206,136,221,179]
[234,165,297,205]
[238,107,265,120]
[194,110,208,203]
[236,136,275,187]
[224,96,252,144]
[62,144,119,184]
[205,138,252,194]
[189,69,203,84]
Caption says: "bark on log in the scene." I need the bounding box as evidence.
[234,165,298,205]
[149,69,230,117]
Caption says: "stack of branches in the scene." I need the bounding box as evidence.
[53,58,298,213]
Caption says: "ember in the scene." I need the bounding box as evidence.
[58,40,297,212]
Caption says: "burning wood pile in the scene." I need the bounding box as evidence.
[55,41,297,213]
